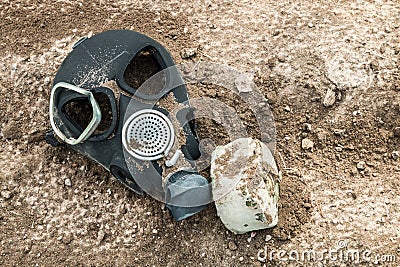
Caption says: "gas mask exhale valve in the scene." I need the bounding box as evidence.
[46,30,210,220]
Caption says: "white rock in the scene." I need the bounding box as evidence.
[180,48,197,59]
[1,190,12,200]
[335,146,343,152]
[211,138,280,234]
[303,123,312,132]
[235,73,253,93]
[392,151,399,160]
[64,178,72,187]
[97,230,105,244]
[323,88,336,107]
[301,138,314,150]
[357,161,366,170]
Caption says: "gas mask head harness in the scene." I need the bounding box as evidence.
[47,30,211,220]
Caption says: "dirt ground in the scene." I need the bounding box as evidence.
[0,0,399,266]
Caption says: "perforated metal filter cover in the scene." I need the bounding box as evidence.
[122,109,175,161]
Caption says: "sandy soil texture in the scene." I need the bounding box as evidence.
[0,0,399,266]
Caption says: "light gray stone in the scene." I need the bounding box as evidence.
[357,161,366,170]
[323,88,336,107]
[302,138,314,150]
[1,190,12,200]
[211,138,280,234]
[64,178,72,187]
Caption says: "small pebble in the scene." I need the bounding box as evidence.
[333,129,346,136]
[228,241,238,251]
[357,161,366,170]
[235,74,253,93]
[64,178,72,187]
[265,92,277,105]
[394,127,400,137]
[391,151,399,160]
[2,123,21,139]
[301,138,314,150]
[370,60,379,71]
[335,146,343,152]
[152,229,158,234]
[277,52,287,62]
[97,230,105,244]
[316,128,327,142]
[284,105,291,112]
[62,233,73,244]
[323,88,336,107]
[303,123,312,132]
[181,48,196,59]
[265,235,272,242]
[239,256,244,262]
[1,190,12,200]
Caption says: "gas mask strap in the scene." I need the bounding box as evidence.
[49,82,102,145]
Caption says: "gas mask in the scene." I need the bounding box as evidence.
[46,30,211,220]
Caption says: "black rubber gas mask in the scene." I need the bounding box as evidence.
[46,30,211,220]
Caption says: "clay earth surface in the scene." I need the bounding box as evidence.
[0,0,399,266]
